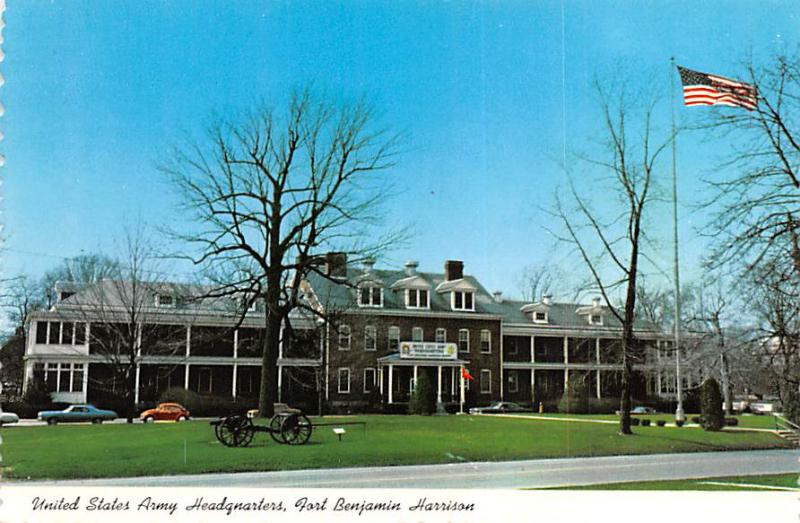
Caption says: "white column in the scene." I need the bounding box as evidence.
[379,366,384,395]
[451,367,456,396]
[460,366,465,413]
[596,337,601,364]
[563,336,569,364]
[530,335,535,362]
[596,369,601,399]
[388,364,394,404]
[413,365,418,389]
[437,366,442,404]
[278,364,283,402]
[185,325,191,391]
[233,329,239,359]
[531,369,536,405]
[82,365,89,402]
[184,364,190,389]
[232,365,238,399]
[134,363,141,404]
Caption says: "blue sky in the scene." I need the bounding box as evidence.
[3,1,799,301]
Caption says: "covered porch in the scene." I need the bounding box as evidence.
[377,353,469,406]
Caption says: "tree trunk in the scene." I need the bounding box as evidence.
[719,352,732,416]
[258,308,281,418]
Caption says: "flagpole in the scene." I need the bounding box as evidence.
[670,56,685,422]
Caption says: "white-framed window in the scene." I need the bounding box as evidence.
[36,321,87,345]
[358,285,383,307]
[435,328,446,344]
[363,368,376,393]
[480,329,491,353]
[338,368,351,394]
[458,329,470,353]
[589,314,603,326]
[412,327,423,342]
[388,326,400,352]
[364,325,377,351]
[155,294,175,307]
[406,288,430,309]
[508,371,519,393]
[197,367,213,393]
[508,337,519,356]
[452,291,475,311]
[338,325,351,350]
[480,369,492,394]
[533,311,548,323]
[71,363,84,392]
[43,362,84,393]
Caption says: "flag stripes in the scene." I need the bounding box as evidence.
[677,65,757,110]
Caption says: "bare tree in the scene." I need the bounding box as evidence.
[703,53,800,282]
[553,82,670,434]
[165,90,403,417]
[516,265,560,302]
[1,276,45,395]
[62,227,191,422]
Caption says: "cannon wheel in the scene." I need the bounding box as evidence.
[268,414,286,444]
[216,415,255,447]
[280,413,312,445]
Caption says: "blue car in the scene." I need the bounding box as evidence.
[37,404,118,425]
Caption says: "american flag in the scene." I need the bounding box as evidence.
[677,65,757,110]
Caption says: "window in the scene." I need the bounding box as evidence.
[363,368,376,393]
[480,330,491,353]
[406,288,429,309]
[156,294,175,307]
[364,325,377,351]
[590,314,603,325]
[435,328,446,344]
[452,291,475,311]
[358,285,383,307]
[338,325,351,350]
[533,311,548,323]
[388,326,400,352]
[412,327,423,342]
[46,363,58,392]
[508,337,519,356]
[197,368,212,393]
[508,371,519,393]
[59,291,75,301]
[35,322,47,344]
[59,364,71,392]
[458,329,470,353]
[72,364,84,392]
[48,322,60,344]
[62,322,75,345]
[75,323,86,345]
[480,369,492,394]
[338,368,351,394]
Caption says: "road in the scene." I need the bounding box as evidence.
[21,449,800,488]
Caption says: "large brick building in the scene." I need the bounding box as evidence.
[23,257,687,413]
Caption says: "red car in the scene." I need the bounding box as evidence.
[139,402,191,423]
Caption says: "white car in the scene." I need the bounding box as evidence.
[0,408,20,426]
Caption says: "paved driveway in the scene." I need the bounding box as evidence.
[22,449,800,488]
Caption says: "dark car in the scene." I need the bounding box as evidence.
[139,402,191,423]
[37,404,118,425]
[469,402,529,415]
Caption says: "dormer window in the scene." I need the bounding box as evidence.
[533,311,548,323]
[358,285,383,308]
[452,291,474,311]
[590,314,603,326]
[59,291,75,302]
[406,288,429,309]
[155,294,174,308]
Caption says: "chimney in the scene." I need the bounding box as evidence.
[444,260,464,281]
[592,296,602,308]
[493,290,503,303]
[325,252,348,278]
[542,294,552,305]
[404,260,419,276]
[362,257,375,272]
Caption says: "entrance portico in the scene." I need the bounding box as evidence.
[377,345,469,406]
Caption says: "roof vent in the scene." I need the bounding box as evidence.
[404,260,419,276]
[542,294,552,305]
[493,290,503,303]
[362,257,376,272]
[592,296,602,308]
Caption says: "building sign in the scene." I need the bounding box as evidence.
[399,342,457,360]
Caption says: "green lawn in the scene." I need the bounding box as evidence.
[531,413,780,430]
[563,473,800,491]
[0,415,790,481]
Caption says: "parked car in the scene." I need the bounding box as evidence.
[469,402,529,414]
[0,407,19,426]
[37,404,117,425]
[750,400,782,415]
[139,402,191,423]
[631,406,657,415]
